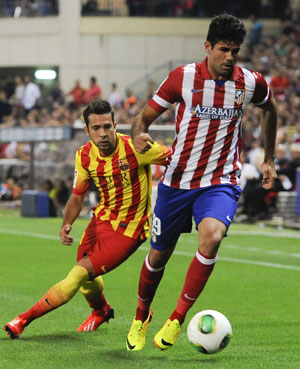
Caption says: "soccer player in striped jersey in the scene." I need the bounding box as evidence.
[4,99,170,339]
[126,13,278,351]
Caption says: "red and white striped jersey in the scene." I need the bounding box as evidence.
[148,58,271,189]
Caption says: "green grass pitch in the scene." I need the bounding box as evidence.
[0,210,299,369]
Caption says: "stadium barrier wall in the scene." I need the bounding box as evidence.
[21,190,50,217]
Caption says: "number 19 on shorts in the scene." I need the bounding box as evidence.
[152,214,161,243]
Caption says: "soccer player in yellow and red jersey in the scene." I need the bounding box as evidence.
[4,99,170,339]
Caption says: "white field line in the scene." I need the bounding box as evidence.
[181,237,300,258]
[138,246,300,271]
[0,228,299,271]
[223,244,300,258]
[229,230,300,239]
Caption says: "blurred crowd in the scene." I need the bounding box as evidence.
[0,0,290,19]
[0,74,175,129]
[0,0,58,17]
[1,8,300,222]
[237,8,300,221]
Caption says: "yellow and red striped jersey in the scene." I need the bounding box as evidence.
[72,133,170,239]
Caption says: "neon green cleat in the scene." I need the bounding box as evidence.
[153,319,181,350]
[126,310,153,351]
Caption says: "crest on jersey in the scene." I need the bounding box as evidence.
[234,89,245,105]
[118,158,130,171]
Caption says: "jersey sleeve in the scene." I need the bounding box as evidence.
[136,142,171,166]
[148,66,184,113]
[72,149,90,195]
[250,71,272,106]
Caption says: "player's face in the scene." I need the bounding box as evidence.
[85,113,117,156]
[205,40,240,79]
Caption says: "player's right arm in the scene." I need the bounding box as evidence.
[60,193,85,245]
[132,67,181,153]
[60,147,90,245]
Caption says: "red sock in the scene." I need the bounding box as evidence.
[135,254,165,322]
[170,251,217,324]
[88,293,110,314]
[19,284,69,326]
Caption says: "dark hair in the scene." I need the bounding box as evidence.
[83,99,114,127]
[206,13,246,48]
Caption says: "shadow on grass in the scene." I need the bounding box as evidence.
[0,333,81,343]
[103,348,219,364]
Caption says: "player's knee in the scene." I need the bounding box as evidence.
[199,228,223,254]
[63,265,89,296]
[148,247,172,268]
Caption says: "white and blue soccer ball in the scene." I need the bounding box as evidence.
[187,310,232,354]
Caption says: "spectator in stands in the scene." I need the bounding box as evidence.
[126,0,144,16]
[40,0,58,15]
[13,76,25,115]
[22,75,40,116]
[124,89,137,112]
[274,143,293,191]
[66,80,86,106]
[0,177,22,201]
[0,90,12,124]
[3,0,16,16]
[248,15,263,52]
[53,178,69,215]
[41,179,57,217]
[109,82,122,108]
[50,80,64,105]
[3,75,15,100]
[81,0,98,15]
[291,123,300,144]
[270,66,291,101]
[85,76,102,103]
[277,143,300,189]
[22,0,40,16]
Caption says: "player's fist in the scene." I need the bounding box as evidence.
[133,133,154,153]
[261,160,277,190]
[60,224,74,245]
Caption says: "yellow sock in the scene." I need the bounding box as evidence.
[80,276,109,311]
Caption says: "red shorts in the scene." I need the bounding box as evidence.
[77,217,145,276]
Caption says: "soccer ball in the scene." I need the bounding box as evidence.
[187,310,232,354]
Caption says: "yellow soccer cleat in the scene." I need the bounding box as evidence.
[126,310,153,351]
[153,319,181,350]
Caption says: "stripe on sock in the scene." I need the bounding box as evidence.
[145,254,165,272]
[196,251,217,265]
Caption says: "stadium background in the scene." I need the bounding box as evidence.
[0,0,299,225]
[0,2,300,369]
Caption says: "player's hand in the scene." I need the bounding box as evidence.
[261,160,277,190]
[60,224,74,245]
[133,133,154,153]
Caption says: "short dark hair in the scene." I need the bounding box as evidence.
[206,13,246,48]
[83,99,114,127]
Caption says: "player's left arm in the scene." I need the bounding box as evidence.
[259,95,278,190]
